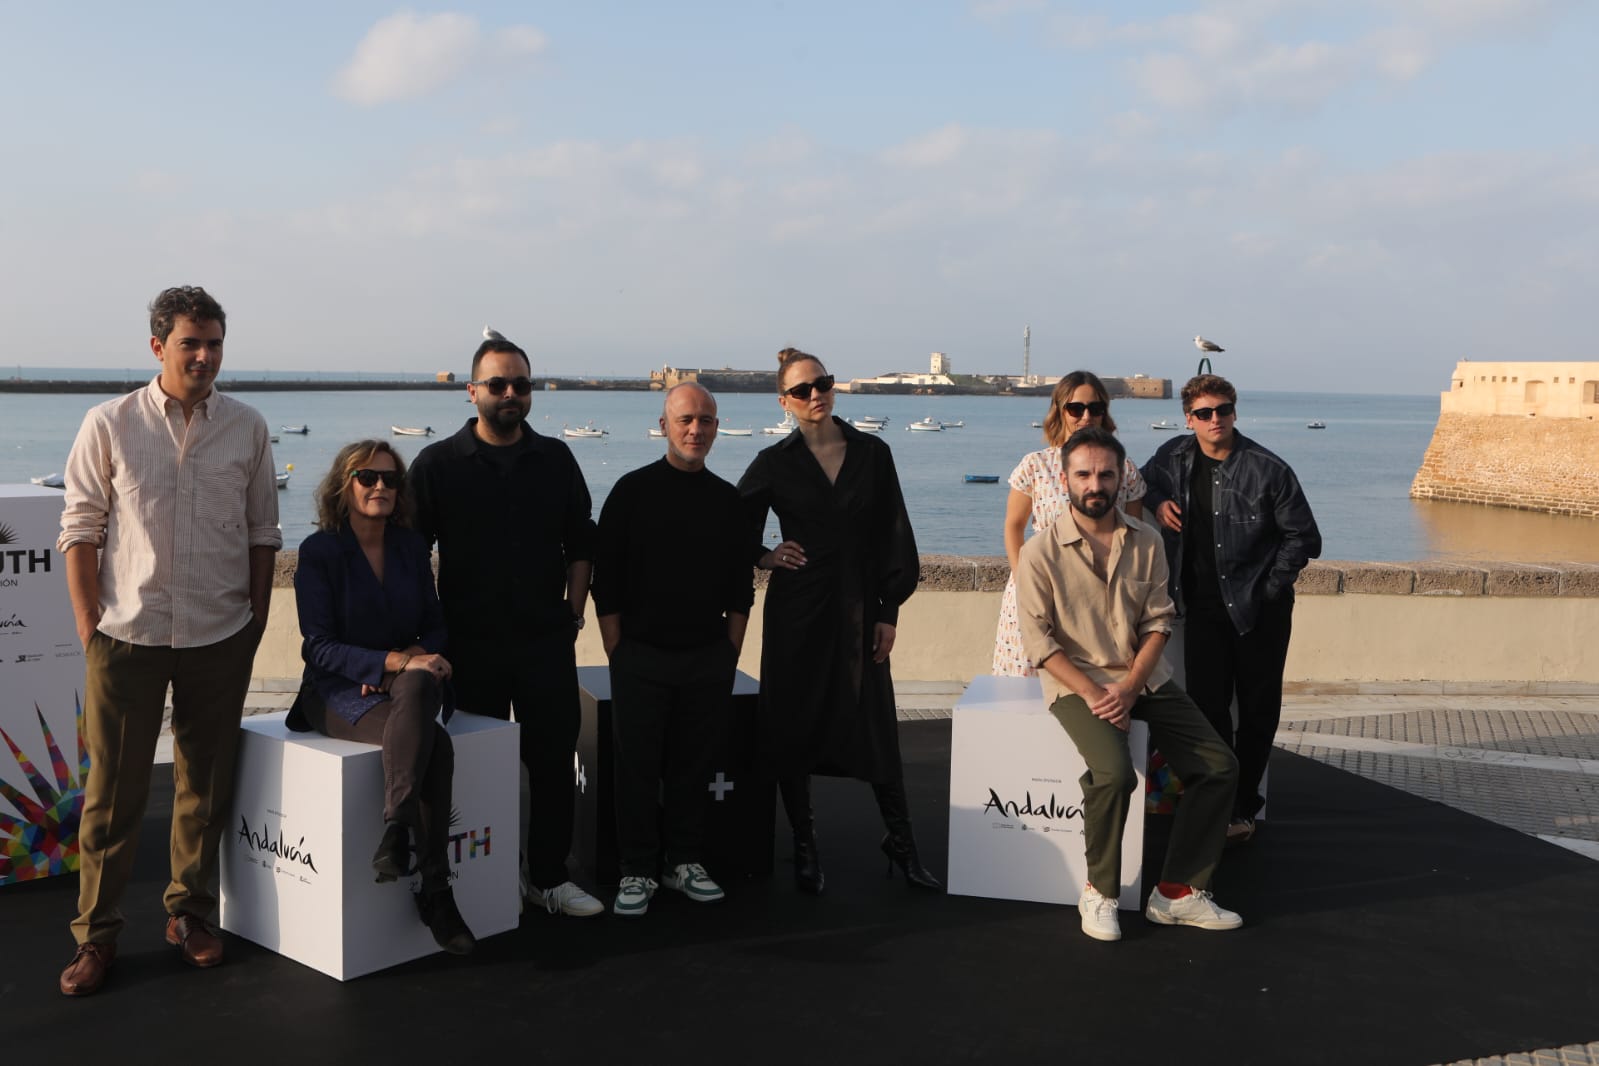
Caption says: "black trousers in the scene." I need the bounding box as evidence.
[608,638,736,877]
[449,630,580,888]
[1183,596,1294,819]
[318,671,455,887]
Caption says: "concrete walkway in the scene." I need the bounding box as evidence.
[176,678,1599,1066]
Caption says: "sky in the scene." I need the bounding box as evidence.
[2,1,1594,394]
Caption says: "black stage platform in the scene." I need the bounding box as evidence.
[4,721,1596,1065]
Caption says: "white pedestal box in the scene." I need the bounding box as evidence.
[219,710,519,980]
[947,675,1148,910]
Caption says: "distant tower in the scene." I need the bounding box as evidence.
[1023,325,1031,383]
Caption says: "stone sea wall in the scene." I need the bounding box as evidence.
[1411,412,1599,517]
[258,554,1599,693]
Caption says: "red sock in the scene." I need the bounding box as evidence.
[1157,881,1192,900]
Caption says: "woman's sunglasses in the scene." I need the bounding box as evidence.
[470,376,535,397]
[782,374,836,401]
[1062,401,1108,418]
[1188,402,1237,422]
[350,468,404,489]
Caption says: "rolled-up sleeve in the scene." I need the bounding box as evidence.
[1015,538,1065,670]
[244,421,282,550]
[57,410,112,553]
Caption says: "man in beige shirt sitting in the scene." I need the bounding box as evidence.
[55,286,281,996]
[1015,426,1241,943]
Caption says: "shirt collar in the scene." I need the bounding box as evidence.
[144,375,219,420]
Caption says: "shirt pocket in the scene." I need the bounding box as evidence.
[193,465,248,529]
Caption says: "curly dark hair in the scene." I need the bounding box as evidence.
[149,286,225,343]
[1042,370,1118,446]
[313,440,412,533]
[1181,373,1237,412]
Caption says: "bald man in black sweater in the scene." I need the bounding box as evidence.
[592,384,755,918]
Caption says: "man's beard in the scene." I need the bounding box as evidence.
[480,402,525,433]
[1073,491,1113,518]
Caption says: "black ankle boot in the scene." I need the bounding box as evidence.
[780,775,825,895]
[872,781,943,892]
[372,820,413,883]
[415,886,476,955]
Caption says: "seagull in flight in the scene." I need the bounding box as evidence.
[1194,335,1224,353]
[483,326,506,341]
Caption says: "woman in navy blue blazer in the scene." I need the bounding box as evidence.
[291,439,473,955]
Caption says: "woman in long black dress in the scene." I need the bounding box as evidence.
[738,348,940,894]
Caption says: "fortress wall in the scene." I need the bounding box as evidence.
[1410,411,1599,517]
[255,555,1599,693]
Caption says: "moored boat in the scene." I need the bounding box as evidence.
[851,419,884,432]
[906,416,943,432]
[1307,420,1327,429]
[763,413,798,435]
[963,474,1000,484]
[720,427,753,437]
[563,423,608,439]
[30,473,65,489]
[1151,420,1180,430]
[276,463,294,489]
[280,424,309,435]
[391,425,434,437]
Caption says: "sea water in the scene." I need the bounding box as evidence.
[5,385,1597,562]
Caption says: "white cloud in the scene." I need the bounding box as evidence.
[881,124,971,167]
[1041,1,1568,120]
[333,12,547,106]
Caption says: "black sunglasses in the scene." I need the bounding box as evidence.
[350,468,404,489]
[470,376,535,397]
[1189,402,1237,422]
[783,374,835,401]
[1062,401,1108,418]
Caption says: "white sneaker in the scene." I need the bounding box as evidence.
[1144,887,1242,930]
[531,880,604,917]
[661,862,725,903]
[1078,885,1122,942]
[613,876,657,918]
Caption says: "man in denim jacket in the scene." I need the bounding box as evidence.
[1141,374,1321,844]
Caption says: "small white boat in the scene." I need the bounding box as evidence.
[1307,420,1327,430]
[720,427,753,437]
[391,425,434,437]
[563,423,608,439]
[280,424,309,435]
[1151,420,1181,430]
[856,415,890,425]
[30,473,65,489]
[906,417,944,432]
[940,420,964,429]
[275,463,294,490]
[648,427,666,438]
[851,419,884,432]
[763,413,798,435]
[269,435,279,443]
[1029,421,1044,429]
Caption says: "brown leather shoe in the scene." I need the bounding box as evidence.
[60,942,116,997]
[165,913,224,968]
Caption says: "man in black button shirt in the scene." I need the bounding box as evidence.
[592,383,755,917]
[1141,374,1321,844]
[410,332,604,918]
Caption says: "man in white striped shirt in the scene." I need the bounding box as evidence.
[55,286,281,997]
